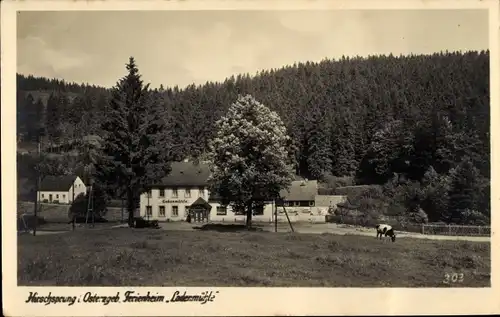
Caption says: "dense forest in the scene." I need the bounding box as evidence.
[16,50,491,225]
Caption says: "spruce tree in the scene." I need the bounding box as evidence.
[46,93,61,145]
[95,57,172,227]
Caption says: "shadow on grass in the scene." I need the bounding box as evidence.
[193,223,264,232]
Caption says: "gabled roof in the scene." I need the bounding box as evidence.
[154,162,211,187]
[279,180,318,201]
[150,162,316,202]
[39,175,79,192]
[188,197,212,209]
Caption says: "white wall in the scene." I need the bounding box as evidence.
[38,191,71,204]
[209,202,275,223]
[37,176,87,204]
[139,188,340,224]
[140,187,209,221]
[69,177,87,203]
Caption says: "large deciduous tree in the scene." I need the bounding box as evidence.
[95,57,173,227]
[207,94,296,228]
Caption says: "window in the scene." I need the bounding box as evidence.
[146,206,152,217]
[234,206,246,215]
[172,206,178,217]
[63,194,66,199]
[172,188,178,198]
[56,194,59,199]
[216,206,227,215]
[185,188,191,198]
[146,190,152,198]
[253,204,264,216]
[41,194,44,198]
[198,187,204,197]
[159,189,165,197]
[159,206,166,217]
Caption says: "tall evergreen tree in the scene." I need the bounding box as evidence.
[22,94,37,141]
[95,57,173,227]
[46,93,61,144]
[305,107,332,180]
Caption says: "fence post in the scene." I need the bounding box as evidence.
[421,224,424,235]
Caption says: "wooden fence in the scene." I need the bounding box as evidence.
[326,215,491,237]
[421,224,491,237]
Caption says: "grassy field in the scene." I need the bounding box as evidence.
[18,228,490,287]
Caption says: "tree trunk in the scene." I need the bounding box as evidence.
[127,188,135,227]
[246,201,253,229]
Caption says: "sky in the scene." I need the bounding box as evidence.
[17,9,489,89]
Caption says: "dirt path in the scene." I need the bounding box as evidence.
[159,221,491,242]
[262,223,491,242]
[24,221,490,242]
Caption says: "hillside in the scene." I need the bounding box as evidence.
[16,50,491,225]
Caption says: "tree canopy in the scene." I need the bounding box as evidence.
[207,94,295,227]
[16,50,490,225]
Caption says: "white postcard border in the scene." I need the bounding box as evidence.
[2,0,499,316]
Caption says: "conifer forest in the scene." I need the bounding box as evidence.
[16,50,491,226]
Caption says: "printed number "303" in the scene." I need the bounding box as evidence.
[443,273,464,283]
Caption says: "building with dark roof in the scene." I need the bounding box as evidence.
[278,180,318,206]
[139,161,344,223]
[37,175,87,204]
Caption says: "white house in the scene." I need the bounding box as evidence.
[139,161,274,223]
[37,175,87,204]
[139,162,344,223]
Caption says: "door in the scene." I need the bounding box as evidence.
[49,194,53,202]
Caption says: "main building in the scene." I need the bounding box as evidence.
[139,161,345,223]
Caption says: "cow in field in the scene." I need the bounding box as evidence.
[376,224,396,242]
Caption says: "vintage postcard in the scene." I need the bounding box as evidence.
[2,0,499,315]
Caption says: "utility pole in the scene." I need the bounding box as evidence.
[85,177,95,228]
[274,198,278,233]
[33,134,42,236]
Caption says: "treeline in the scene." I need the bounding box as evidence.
[17,74,108,95]
[16,50,490,224]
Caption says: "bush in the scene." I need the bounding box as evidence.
[43,199,48,203]
[420,166,451,222]
[69,185,108,220]
[322,175,355,191]
[408,208,429,224]
[334,185,382,196]
[458,209,490,226]
[132,217,159,228]
[318,187,335,195]
[53,200,59,204]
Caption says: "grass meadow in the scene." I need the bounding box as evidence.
[18,228,490,287]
